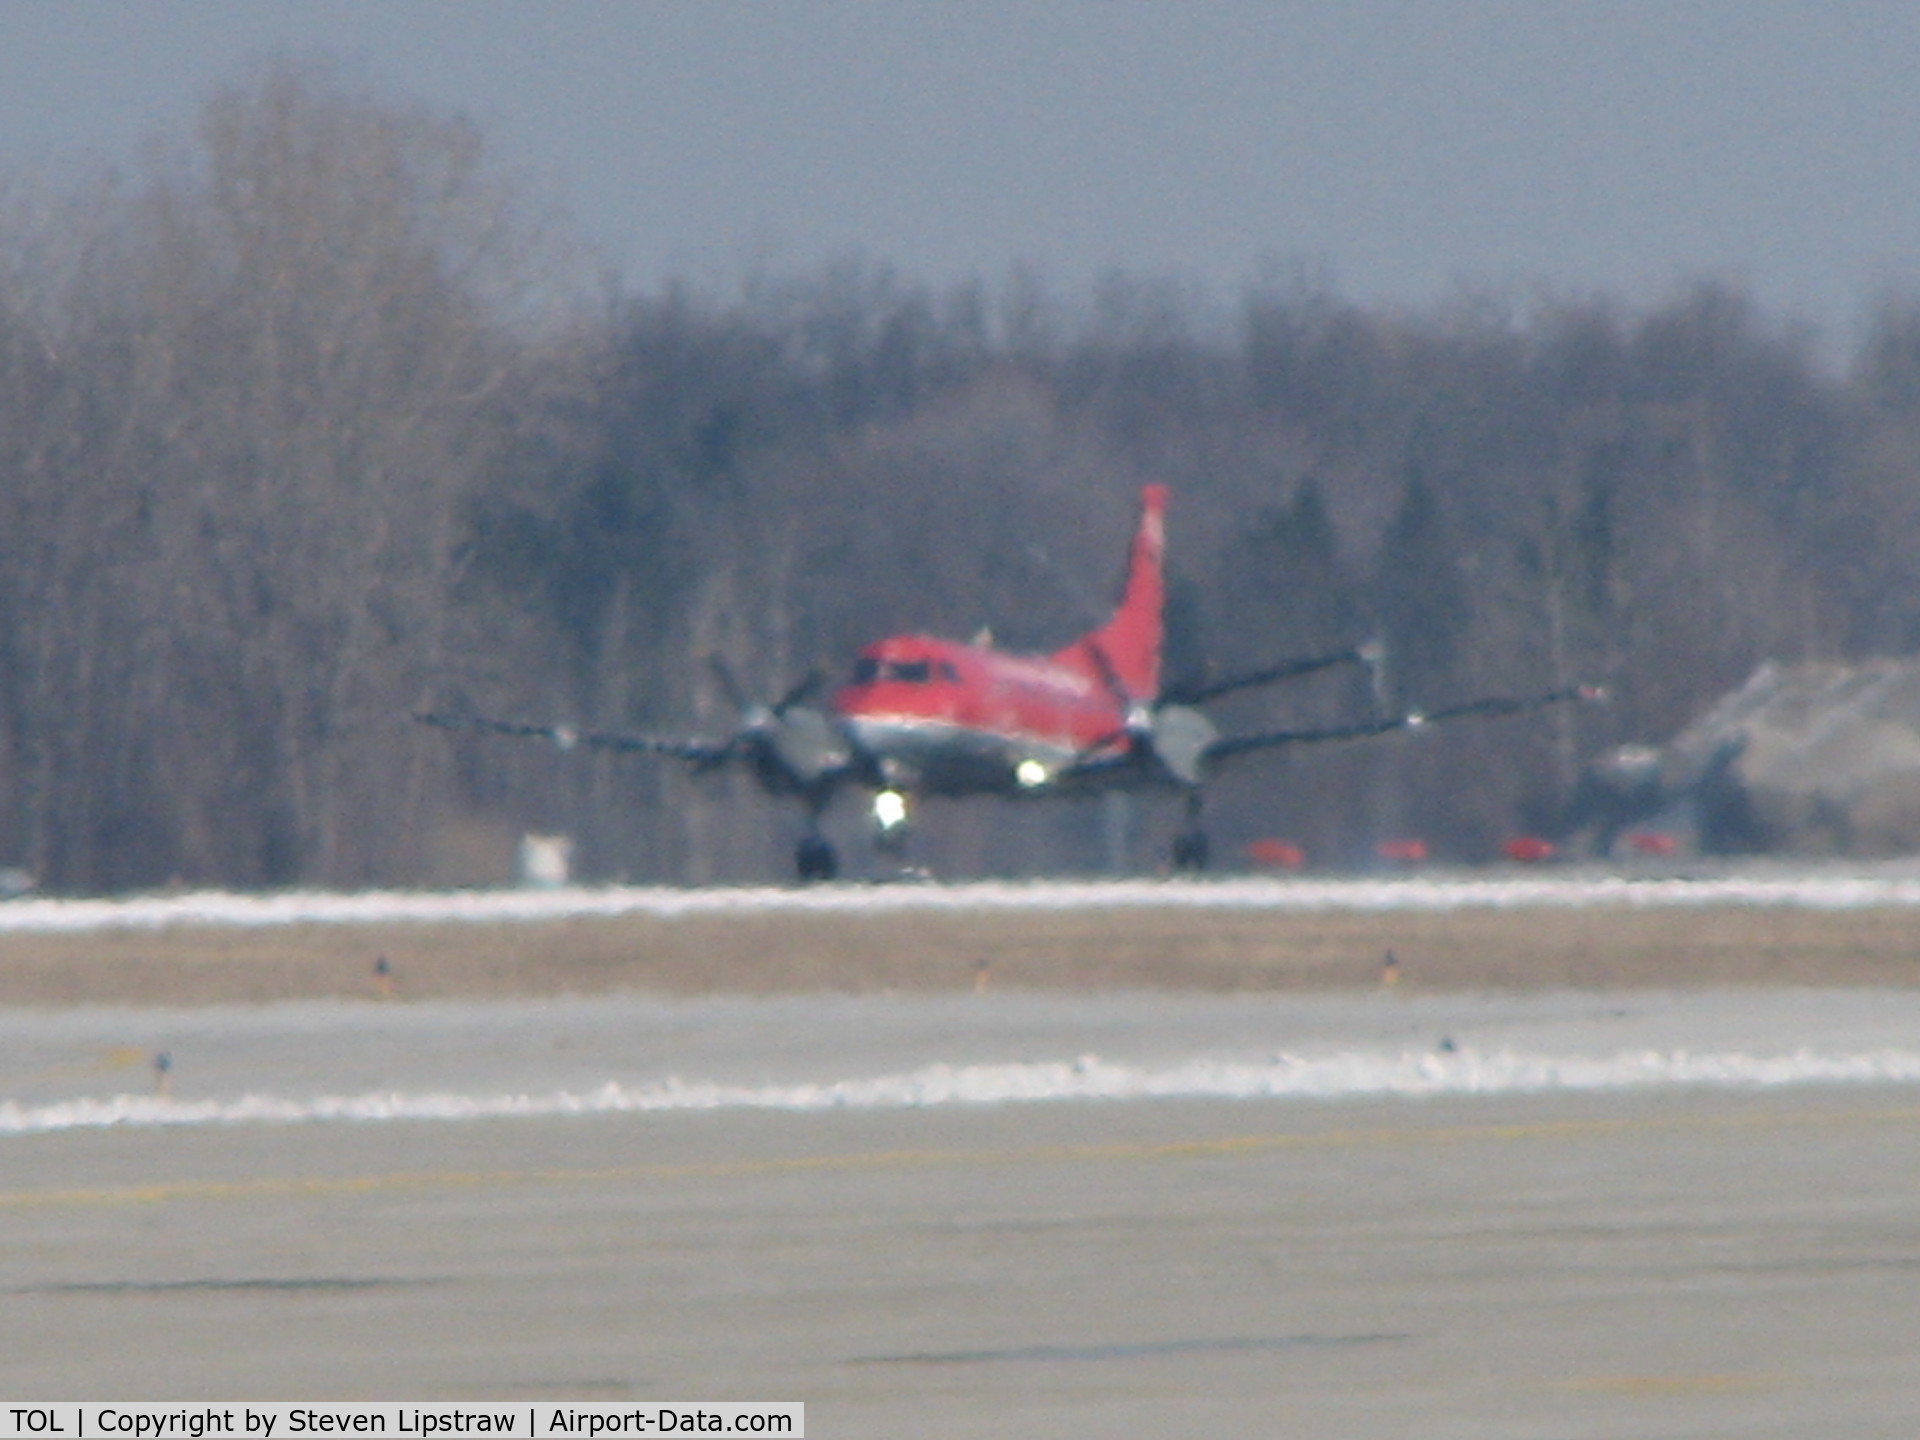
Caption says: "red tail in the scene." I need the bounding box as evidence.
[1056,484,1166,700]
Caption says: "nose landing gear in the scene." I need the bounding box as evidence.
[872,788,912,856]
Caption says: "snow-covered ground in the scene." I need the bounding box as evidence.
[8,868,1920,1139]
[9,863,1920,933]
[6,988,1920,1138]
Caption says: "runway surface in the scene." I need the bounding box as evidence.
[7,989,1920,1437]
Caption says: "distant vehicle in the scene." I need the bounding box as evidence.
[422,486,1595,880]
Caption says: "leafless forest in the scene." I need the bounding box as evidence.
[3,64,1917,891]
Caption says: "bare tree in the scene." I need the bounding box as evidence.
[0,60,574,890]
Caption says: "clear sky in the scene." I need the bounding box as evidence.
[3,0,1918,350]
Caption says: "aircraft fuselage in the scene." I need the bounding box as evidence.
[832,633,1134,796]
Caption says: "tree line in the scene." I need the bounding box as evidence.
[3,62,1918,890]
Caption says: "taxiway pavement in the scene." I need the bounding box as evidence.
[5,992,1920,1436]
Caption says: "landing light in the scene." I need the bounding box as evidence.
[1015,759,1051,789]
[873,789,909,832]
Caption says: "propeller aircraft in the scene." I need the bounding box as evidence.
[420,485,1597,880]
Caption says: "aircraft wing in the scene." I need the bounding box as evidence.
[1162,645,1372,705]
[1205,685,1598,763]
[413,711,736,764]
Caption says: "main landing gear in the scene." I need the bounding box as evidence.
[1171,791,1211,872]
[791,788,1212,880]
[791,788,913,883]
[795,832,838,883]
[795,794,838,882]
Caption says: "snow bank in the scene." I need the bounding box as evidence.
[7,1042,1919,1136]
[7,869,1920,934]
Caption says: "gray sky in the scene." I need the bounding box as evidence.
[4,1,1918,349]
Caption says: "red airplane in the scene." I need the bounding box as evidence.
[421,485,1595,880]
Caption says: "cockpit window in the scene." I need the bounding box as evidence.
[851,657,942,685]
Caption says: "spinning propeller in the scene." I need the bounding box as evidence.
[1068,641,1380,787]
[700,656,852,795]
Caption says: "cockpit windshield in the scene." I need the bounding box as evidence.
[850,657,956,685]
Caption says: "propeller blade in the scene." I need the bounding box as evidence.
[707,655,825,719]
[1076,635,1138,709]
[706,654,753,716]
[680,659,858,787]
[1059,635,1155,772]
[774,669,826,715]
[1066,725,1136,766]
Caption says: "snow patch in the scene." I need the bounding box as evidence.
[7,1044,1920,1136]
[9,871,1920,934]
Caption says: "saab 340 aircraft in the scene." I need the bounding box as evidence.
[421,485,1595,879]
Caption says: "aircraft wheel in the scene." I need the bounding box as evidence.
[796,835,838,883]
[1171,828,1211,872]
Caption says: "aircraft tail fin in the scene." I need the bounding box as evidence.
[1058,484,1166,700]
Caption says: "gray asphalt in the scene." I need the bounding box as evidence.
[5,995,1920,1438]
